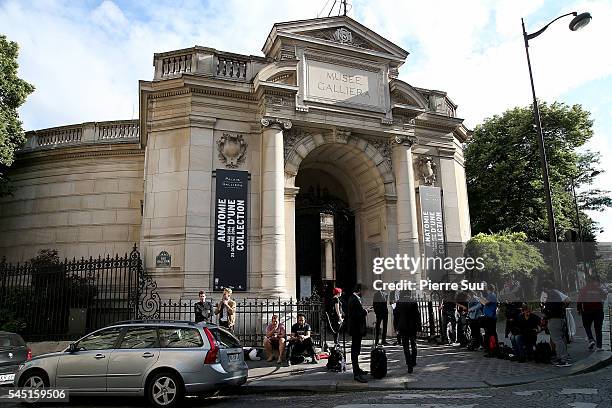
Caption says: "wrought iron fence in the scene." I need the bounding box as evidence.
[159,296,327,348]
[0,245,159,341]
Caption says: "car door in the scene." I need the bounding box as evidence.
[55,327,123,392]
[106,326,160,392]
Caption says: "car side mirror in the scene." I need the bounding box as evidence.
[68,343,77,353]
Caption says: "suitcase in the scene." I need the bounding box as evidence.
[370,345,387,379]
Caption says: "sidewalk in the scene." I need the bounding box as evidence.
[244,308,612,393]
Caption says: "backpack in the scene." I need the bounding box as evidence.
[326,347,344,372]
[534,342,553,364]
[290,354,305,365]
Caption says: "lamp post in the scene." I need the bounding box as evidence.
[521,11,592,287]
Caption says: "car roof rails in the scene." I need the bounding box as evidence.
[114,319,197,326]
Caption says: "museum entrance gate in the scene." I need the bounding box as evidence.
[294,169,356,300]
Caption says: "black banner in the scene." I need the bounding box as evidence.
[419,186,446,281]
[213,169,248,291]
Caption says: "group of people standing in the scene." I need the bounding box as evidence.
[193,287,236,330]
[339,284,421,382]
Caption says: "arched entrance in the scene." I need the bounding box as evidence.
[294,168,356,298]
[284,130,397,300]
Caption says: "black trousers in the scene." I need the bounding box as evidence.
[582,309,604,348]
[392,308,401,344]
[482,316,498,353]
[287,338,316,359]
[469,318,481,349]
[351,334,363,375]
[375,312,388,345]
[401,335,417,367]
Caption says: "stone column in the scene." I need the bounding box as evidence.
[284,186,299,298]
[392,133,420,281]
[260,117,292,298]
[324,238,334,281]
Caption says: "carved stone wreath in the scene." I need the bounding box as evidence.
[217,133,247,168]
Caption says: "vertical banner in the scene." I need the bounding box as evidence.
[419,186,446,281]
[214,169,248,291]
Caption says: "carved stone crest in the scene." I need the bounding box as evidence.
[217,133,247,168]
[416,156,437,186]
[334,28,353,44]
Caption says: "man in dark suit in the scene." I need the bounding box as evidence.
[348,283,370,383]
[397,290,421,373]
[373,289,389,345]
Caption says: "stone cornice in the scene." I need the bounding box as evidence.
[15,143,144,166]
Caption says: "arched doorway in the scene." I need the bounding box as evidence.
[284,131,397,301]
[294,168,356,299]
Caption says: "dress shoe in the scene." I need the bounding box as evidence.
[354,374,368,383]
[407,365,413,374]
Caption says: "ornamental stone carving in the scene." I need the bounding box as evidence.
[367,138,392,166]
[416,156,437,186]
[260,117,292,130]
[217,132,247,168]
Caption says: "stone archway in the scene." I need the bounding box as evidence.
[283,129,398,299]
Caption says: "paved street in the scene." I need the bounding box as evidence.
[5,363,610,408]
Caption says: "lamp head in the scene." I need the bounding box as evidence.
[569,12,592,31]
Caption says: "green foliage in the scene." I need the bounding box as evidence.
[0,249,98,337]
[465,101,611,242]
[464,231,547,291]
[0,35,35,196]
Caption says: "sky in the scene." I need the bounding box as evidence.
[1,0,611,241]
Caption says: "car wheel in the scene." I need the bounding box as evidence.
[146,371,183,408]
[19,370,49,404]
[19,370,49,389]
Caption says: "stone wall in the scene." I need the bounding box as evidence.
[0,145,144,262]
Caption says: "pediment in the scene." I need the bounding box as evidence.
[389,79,429,110]
[263,16,409,63]
[299,27,387,54]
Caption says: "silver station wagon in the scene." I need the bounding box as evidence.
[14,321,247,408]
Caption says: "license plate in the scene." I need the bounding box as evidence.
[228,354,240,362]
[0,374,15,383]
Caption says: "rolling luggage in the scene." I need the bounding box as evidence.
[370,345,387,379]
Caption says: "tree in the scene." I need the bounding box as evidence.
[0,35,34,196]
[465,101,611,242]
[464,231,547,297]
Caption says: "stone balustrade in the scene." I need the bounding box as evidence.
[20,120,140,152]
[153,46,268,82]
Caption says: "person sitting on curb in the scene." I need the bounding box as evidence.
[263,314,286,364]
[513,304,541,362]
[287,314,318,365]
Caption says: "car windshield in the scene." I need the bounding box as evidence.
[0,333,26,348]
[211,327,241,349]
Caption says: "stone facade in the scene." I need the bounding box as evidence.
[0,16,471,301]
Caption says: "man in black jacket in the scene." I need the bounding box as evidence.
[373,289,389,346]
[397,291,421,373]
[348,284,370,383]
[194,290,213,323]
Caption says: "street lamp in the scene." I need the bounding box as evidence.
[521,11,592,288]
